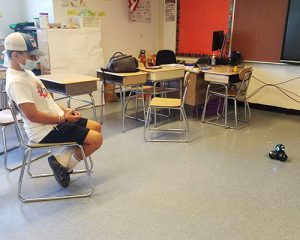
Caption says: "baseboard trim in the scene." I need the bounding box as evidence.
[249,103,300,115]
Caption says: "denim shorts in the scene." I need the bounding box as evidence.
[40,118,89,145]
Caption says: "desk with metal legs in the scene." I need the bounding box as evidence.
[201,66,243,127]
[202,66,239,83]
[140,66,185,97]
[96,70,148,132]
[39,73,99,121]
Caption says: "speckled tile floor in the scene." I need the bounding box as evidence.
[1,102,300,240]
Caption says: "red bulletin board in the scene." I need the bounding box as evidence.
[176,0,230,56]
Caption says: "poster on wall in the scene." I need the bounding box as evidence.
[60,0,88,8]
[59,0,107,18]
[129,0,151,23]
[165,0,176,22]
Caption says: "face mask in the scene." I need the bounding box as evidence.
[19,59,38,71]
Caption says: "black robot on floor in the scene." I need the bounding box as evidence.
[269,144,288,162]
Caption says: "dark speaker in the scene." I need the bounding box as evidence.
[229,51,242,65]
[216,57,228,65]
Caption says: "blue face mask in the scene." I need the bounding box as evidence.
[19,59,38,71]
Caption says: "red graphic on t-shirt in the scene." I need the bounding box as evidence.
[35,81,49,98]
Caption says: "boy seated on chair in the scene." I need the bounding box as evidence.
[4,32,103,188]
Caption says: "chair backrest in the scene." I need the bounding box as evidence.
[8,99,27,145]
[0,109,16,125]
[0,80,8,110]
[156,50,177,66]
[182,72,191,107]
[239,67,252,81]
[236,67,253,96]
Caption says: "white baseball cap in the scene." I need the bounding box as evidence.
[4,32,45,56]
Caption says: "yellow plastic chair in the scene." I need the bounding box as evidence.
[144,72,191,142]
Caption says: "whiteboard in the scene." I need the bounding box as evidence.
[37,28,104,107]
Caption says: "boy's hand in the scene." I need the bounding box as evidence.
[73,110,81,117]
[64,109,80,122]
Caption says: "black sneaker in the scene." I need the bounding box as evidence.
[48,155,70,188]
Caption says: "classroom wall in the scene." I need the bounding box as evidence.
[52,0,159,65]
[157,0,176,51]
[1,0,158,66]
[245,63,300,110]
[0,0,26,37]
[0,0,55,38]
[160,1,300,110]
[2,1,300,110]
[22,0,55,24]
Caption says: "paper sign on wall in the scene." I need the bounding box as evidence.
[60,0,88,8]
[129,0,151,23]
[165,0,176,22]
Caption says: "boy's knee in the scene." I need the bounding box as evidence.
[96,133,103,149]
[91,131,102,149]
[88,120,101,132]
[91,121,101,132]
[95,122,101,132]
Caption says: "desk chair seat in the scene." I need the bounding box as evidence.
[0,109,22,171]
[125,84,179,119]
[27,141,76,148]
[201,67,253,129]
[150,98,181,108]
[144,72,191,142]
[8,100,94,203]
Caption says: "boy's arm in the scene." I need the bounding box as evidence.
[19,102,80,124]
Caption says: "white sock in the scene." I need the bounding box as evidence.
[67,153,81,172]
[54,147,76,168]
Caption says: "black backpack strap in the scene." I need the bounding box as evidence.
[112,52,125,58]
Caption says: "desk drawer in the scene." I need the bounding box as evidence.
[204,73,229,83]
[43,80,98,95]
[123,74,147,85]
[65,81,98,95]
[147,69,184,81]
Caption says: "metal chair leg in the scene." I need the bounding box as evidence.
[224,87,228,128]
[144,106,151,141]
[141,87,146,121]
[18,148,31,202]
[246,101,251,122]
[88,93,97,121]
[244,100,248,122]
[180,108,189,142]
[234,98,238,128]
[2,125,22,171]
[216,96,224,117]
[201,84,211,122]
[145,106,189,143]
[18,145,94,203]
[27,154,93,178]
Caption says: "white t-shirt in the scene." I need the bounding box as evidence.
[5,68,64,143]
